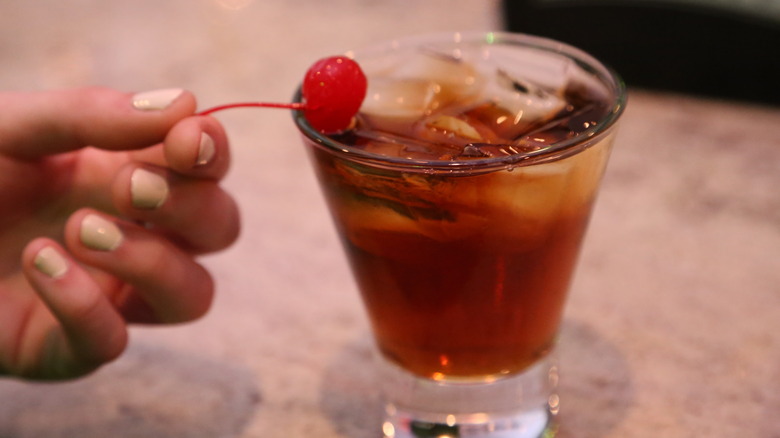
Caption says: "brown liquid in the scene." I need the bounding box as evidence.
[346,207,591,378]
[307,137,611,379]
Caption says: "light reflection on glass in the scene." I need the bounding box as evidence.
[548,393,560,415]
[382,421,395,437]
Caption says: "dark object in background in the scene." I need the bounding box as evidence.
[502,0,780,106]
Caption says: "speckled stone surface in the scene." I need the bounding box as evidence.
[1,1,778,437]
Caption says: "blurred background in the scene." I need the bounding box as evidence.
[0,1,778,437]
[503,0,780,105]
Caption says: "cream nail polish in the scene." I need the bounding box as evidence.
[81,214,123,251]
[34,247,69,279]
[131,168,169,209]
[132,88,183,111]
[196,132,216,166]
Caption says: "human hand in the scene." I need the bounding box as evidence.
[0,87,240,380]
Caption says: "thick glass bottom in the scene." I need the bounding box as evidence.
[378,353,559,438]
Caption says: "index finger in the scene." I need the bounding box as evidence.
[0,87,197,159]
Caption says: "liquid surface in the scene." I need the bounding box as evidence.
[333,45,612,162]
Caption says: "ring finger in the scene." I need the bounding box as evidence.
[63,209,215,324]
[111,163,240,253]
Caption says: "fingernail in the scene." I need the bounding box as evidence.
[131,168,169,209]
[132,88,183,111]
[196,132,215,166]
[81,214,123,251]
[34,246,69,279]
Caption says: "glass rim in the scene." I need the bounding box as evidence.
[293,31,627,172]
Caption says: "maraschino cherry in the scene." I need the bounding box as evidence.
[198,56,367,134]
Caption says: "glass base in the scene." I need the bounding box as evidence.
[379,354,559,438]
[383,406,556,438]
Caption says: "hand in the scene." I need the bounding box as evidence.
[0,87,240,380]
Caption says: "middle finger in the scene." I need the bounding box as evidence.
[111,163,240,254]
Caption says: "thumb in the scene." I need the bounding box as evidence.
[0,87,197,159]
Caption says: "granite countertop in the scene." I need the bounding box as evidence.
[1,1,778,437]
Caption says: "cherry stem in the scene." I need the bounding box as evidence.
[197,101,309,116]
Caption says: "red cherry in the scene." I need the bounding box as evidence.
[301,56,367,133]
[197,55,367,134]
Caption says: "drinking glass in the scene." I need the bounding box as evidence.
[294,32,625,438]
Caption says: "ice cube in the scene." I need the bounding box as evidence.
[483,45,571,91]
[334,173,489,252]
[383,48,483,93]
[426,115,483,141]
[410,113,505,158]
[475,68,568,140]
[340,204,429,262]
[513,98,609,152]
[359,49,485,123]
[361,78,440,120]
[360,135,445,161]
[352,124,463,160]
[398,169,569,249]
[483,44,614,129]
